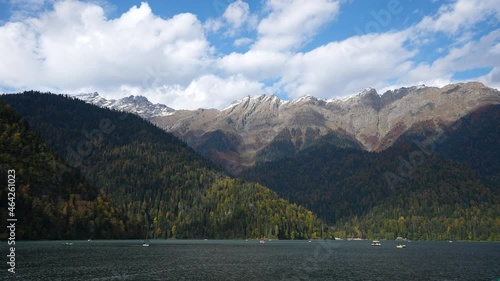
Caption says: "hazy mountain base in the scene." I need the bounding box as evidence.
[1,92,331,240]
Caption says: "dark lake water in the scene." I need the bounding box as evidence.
[2,240,499,280]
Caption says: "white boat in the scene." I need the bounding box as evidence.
[143,222,150,246]
[371,240,381,246]
[64,242,73,246]
[396,244,406,249]
[259,239,266,244]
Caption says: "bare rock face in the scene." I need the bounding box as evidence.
[78,82,500,174]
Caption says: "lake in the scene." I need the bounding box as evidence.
[2,240,499,280]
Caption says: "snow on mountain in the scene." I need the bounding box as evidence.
[76,93,174,120]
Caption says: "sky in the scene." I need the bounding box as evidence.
[0,0,499,109]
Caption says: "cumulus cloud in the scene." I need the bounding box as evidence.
[253,0,340,51]
[0,0,499,109]
[217,50,289,81]
[277,31,416,99]
[204,0,257,36]
[140,74,265,110]
[0,1,211,94]
[223,0,256,33]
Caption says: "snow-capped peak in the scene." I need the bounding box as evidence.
[76,93,174,120]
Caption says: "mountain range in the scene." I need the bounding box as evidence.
[1,92,326,240]
[3,81,499,241]
[78,82,500,174]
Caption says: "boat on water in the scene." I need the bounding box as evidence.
[143,223,150,247]
[371,240,381,246]
[143,234,150,246]
[396,244,406,249]
[64,242,73,246]
[143,235,150,246]
[259,239,266,244]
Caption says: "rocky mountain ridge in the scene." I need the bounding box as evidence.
[77,82,500,174]
[76,92,174,119]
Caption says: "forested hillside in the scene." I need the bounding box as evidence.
[242,107,500,241]
[0,100,124,239]
[1,92,329,239]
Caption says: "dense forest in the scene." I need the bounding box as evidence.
[1,92,330,240]
[0,100,124,239]
[243,106,500,241]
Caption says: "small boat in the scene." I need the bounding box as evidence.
[259,239,266,244]
[143,221,150,246]
[64,242,73,246]
[396,244,406,249]
[371,240,381,246]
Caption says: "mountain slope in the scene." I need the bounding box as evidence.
[77,83,500,174]
[77,92,174,119]
[434,105,500,183]
[0,100,124,239]
[241,106,500,241]
[150,82,500,174]
[1,92,328,239]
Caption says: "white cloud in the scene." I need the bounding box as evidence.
[217,50,289,81]
[7,0,49,20]
[417,0,500,35]
[277,31,416,99]
[479,67,500,89]
[253,0,340,51]
[140,74,265,110]
[204,0,257,36]
[0,1,212,93]
[223,0,256,34]
[398,29,500,87]
[1,0,499,110]
[233,37,253,47]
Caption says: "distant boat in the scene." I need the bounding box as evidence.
[449,240,453,243]
[64,242,73,246]
[396,244,406,249]
[371,240,381,246]
[259,239,266,244]
[143,223,150,247]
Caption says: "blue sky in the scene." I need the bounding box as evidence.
[0,0,498,109]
